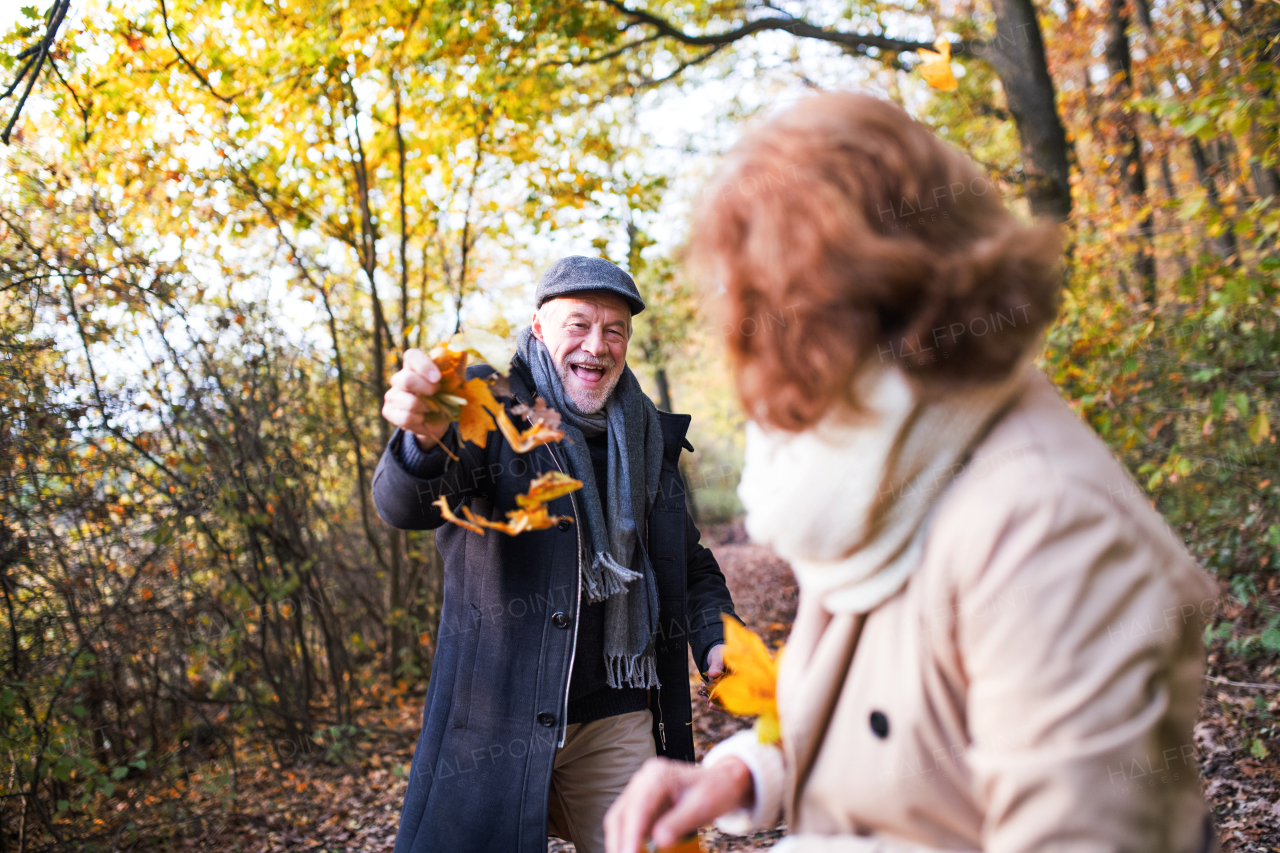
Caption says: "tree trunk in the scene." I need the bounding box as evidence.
[1102,0,1156,302]
[1189,137,1239,261]
[984,0,1073,221]
[653,365,673,412]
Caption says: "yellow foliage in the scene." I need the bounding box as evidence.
[710,614,781,745]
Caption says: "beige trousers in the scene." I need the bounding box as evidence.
[546,709,655,853]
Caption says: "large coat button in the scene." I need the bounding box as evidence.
[537,712,556,728]
[869,710,890,739]
[551,612,570,629]
[557,519,572,532]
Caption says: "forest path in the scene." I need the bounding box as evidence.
[165,525,1274,852]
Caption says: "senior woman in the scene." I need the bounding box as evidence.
[604,93,1218,853]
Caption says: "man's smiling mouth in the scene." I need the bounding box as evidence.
[570,363,606,383]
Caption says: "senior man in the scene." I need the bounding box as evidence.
[374,256,736,853]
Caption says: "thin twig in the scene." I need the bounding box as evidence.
[158,0,239,103]
[1205,674,1280,691]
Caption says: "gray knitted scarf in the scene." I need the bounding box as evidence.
[517,326,664,689]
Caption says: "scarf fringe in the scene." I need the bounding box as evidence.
[604,650,661,690]
[583,552,642,604]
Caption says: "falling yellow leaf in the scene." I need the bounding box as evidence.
[710,614,781,745]
[433,471,582,536]
[917,37,958,92]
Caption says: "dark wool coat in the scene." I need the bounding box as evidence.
[373,358,735,853]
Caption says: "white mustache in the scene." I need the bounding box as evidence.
[566,355,614,371]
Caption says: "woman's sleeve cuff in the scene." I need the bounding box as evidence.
[703,729,785,835]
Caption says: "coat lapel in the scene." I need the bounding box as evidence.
[779,597,865,826]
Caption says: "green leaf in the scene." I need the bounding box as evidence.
[111,766,129,779]
[1251,738,1269,759]
[1261,626,1280,651]
[1211,389,1226,419]
[57,799,69,813]
[1234,392,1249,419]
[1180,115,1210,137]
[1178,197,1206,221]
[72,704,86,719]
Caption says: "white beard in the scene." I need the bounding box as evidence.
[556,360,622,414]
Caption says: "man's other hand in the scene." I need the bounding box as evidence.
[704,643,725,680]
[382,348,450,447]
[603,756,753,853]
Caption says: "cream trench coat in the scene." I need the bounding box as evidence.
[712,371,1219,853]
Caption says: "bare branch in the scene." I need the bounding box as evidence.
[539,31,664,68]
[596,0,952,57]
[158,0,240,103]
[2,0,71,144]
[609,43,727,95]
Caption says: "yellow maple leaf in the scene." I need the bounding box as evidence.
[433,471,582,536]
[709,614,782,745]
[917,37,958,92]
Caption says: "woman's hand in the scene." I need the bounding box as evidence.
[604,755,754,853]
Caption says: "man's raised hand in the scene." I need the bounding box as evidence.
[382,348,450,447]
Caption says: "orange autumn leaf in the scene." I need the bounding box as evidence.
[917,37,958,92]
[433,471,582,536]
[516,469,582,509]
[457,376,505,446]
[495,395,566,453]
[415,346,473,459]
[419,342,566,452]
[432,495,486,535]
[494,409,565,455]
[710,614,781,745]
[650,835,704,853]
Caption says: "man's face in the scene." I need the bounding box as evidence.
[532,293,631,414]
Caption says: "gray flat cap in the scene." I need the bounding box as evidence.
[535,255,645,315]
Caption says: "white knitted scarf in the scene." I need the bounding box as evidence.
[739,363,1029,615]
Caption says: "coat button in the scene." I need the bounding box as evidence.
[551,612,570,629]
[537,712,556,728]
[869,710,890,739]
[557,519,572,532]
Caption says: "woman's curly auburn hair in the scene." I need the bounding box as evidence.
[690,92,1062,431]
